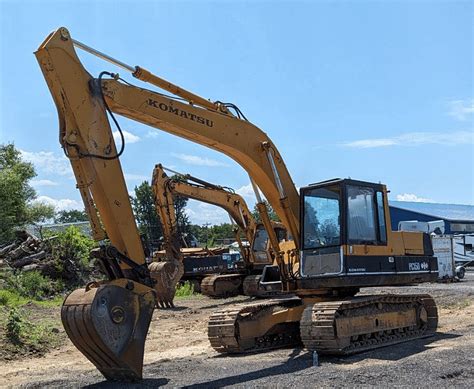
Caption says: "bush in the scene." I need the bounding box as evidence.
[19,271,51,299]
[6,308,23,344]
[175,281,195,298]
[5,271,52,300]
[45,226,97,286]
[0,289,26,307]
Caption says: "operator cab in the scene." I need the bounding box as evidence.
[299,179,437,285]
[252,223,288,264]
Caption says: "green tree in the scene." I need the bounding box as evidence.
[189,223,237,247]
[54,209,88,224]
[0,144,55,244]
[131,179,191,250]
[131,181,163,249]
[251,199,280,223]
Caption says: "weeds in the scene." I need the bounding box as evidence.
[175,281,195,298]
[6,308,22,344]
[2,307,62,356]
[0,289,27,307]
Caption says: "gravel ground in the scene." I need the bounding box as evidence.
[3,273,473,388]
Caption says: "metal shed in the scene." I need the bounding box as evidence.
[389,201,474,234]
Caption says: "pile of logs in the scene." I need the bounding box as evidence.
[0,230,81,280]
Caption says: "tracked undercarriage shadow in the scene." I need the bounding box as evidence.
[322,332,462,363]
[83,378,169,388]
[184,350,310,388]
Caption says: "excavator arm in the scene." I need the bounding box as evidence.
[35,26,300,381]
[147,166,185,308]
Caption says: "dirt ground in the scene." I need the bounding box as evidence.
[1,273,473,388]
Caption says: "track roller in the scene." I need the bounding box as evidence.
[208,296,303,353]
[300,294,438,355]
[201,274,243,297]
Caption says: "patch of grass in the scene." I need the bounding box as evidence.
[454,299,472,309]
[440,298,472,310]
[5,271,54,300]
[2,307,62,357]
[175,281,196,298]
[0,290,27,307]
[0,289,63,308]
[34,295,64,308]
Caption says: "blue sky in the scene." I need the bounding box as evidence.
[1,0,473,225]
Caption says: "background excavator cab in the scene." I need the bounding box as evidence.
[251,224,288,264]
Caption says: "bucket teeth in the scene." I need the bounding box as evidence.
[61,279,155,381]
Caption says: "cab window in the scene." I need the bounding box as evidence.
[303,186,341,249]
[347,186,377,244]
[376,191,387,243]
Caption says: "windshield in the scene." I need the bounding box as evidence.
[303,186,341,249]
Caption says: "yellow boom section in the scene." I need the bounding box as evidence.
[35,29,145,269]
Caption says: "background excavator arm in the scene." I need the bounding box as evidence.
[153,164,257,253]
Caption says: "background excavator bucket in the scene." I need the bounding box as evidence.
[149,261,184,308]
[61,279,156,381]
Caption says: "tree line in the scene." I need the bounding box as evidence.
[1,143,279,249]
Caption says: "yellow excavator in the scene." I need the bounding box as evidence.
[151,163,287,297]
[35,27,438,381]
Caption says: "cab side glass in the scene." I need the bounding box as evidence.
[376,191,387,243]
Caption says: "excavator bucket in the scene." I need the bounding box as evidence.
[61,279,156,381]
[149,261,184,308]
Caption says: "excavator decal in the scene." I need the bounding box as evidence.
[147,99,214,126]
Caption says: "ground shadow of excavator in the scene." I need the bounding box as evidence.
[192,332,461,388]
[185,348,310,389]
[325,331,461,364]
[83,378,169,388]
[81,332,460,388]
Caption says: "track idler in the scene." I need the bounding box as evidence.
[149,260,184,308]
[61,279,156,381]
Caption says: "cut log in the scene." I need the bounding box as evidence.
[11,251,46,268]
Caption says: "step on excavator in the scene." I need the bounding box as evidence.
[35,27,438,381]
[151,163,288,297]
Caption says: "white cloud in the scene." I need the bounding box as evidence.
[341,131,473,149]
[21,150,72,176]
[396,193,434,203]
[185,201,230,225]
[30,179,58,187]
[124,173,149,181]
[448,99,474,121]
[34,195,83,211]
[235,183,257,204]
[113,130,141,144]
[146,130,160,138]
[171,153,229,167]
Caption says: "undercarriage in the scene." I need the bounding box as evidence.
[208,293,438,355]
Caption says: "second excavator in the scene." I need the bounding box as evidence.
[151,163,287,297]
[36,27,439,381]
